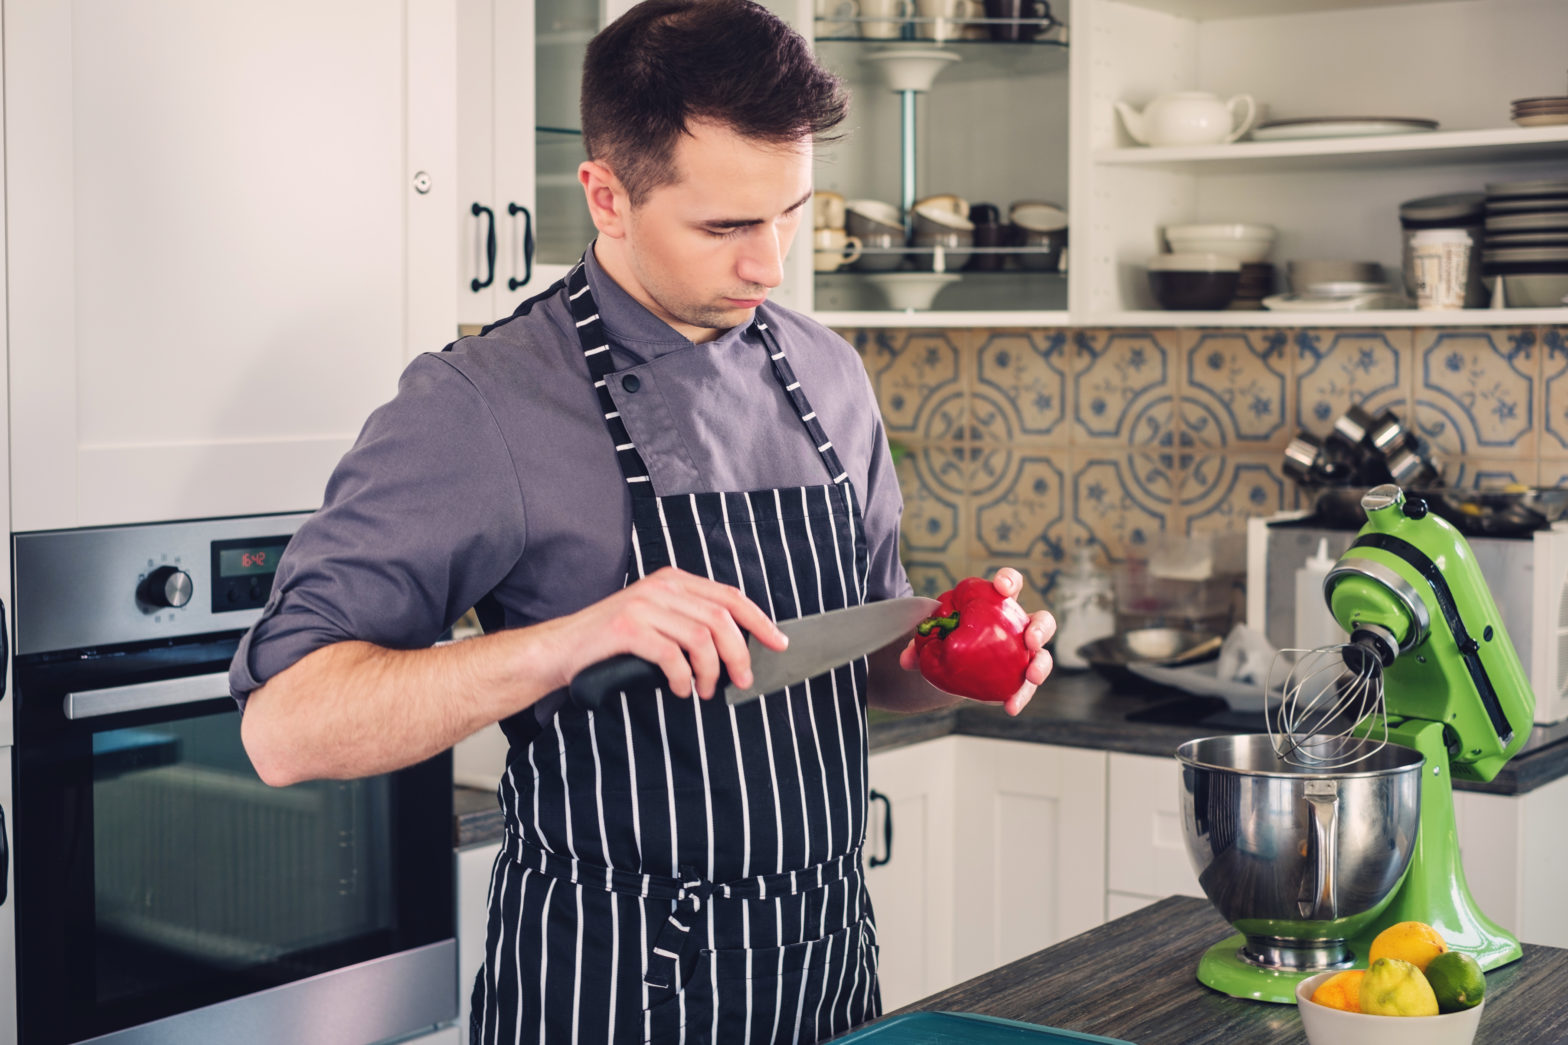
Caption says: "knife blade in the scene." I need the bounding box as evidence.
[568,595,941,711]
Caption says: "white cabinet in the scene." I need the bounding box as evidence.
[865,736,958,1010]
[3,0,456,530]
[1454,775,1568,950]
[456,840,503,1039]
[950,738,1106,982]
[1071,0,1568,327]
[865,736,1105,1007]
[1105,751,1204,919]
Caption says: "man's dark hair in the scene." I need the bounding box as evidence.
[581,0,848,205]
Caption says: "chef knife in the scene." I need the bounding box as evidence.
[568,595,940,711]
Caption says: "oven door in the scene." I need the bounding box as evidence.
[12,636,455,1045]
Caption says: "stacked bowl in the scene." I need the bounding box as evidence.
[1148,223,1275,310]
[1482,178,1568,307]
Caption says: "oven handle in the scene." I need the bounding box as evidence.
[64,671,233,720]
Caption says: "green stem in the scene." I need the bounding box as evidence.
[917,611,959,639]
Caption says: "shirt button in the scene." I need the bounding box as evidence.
[621,374,641,393]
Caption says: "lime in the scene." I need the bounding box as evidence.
[1360,957,1440,1017]
[1425,951,1486,1013]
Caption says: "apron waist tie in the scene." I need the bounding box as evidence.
[502,829,864,990]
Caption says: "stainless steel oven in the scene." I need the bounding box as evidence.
[5,514,455,1045]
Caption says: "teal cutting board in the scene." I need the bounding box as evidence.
[832,1012,1135,1043]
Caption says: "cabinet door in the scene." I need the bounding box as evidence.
[865,737,956,1011]
[950,738,1106,982]
[1106,751,1205,914]
[456,841,503,1037]
[5,0,456,530]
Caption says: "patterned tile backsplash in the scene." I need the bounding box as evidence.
[840,324,1568,614]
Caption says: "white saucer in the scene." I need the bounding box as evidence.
[1251,116,1437,141]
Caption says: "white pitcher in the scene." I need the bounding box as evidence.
[1114,91,1257,147]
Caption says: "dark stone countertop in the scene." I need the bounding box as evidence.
[454,670,1568,848]
[849,895,1568,1044]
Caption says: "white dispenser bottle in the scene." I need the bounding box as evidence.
[1293,538,1343,650]
[1053,548,1116,670]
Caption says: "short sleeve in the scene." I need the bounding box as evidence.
[229,353,527,706]
[856,380,913,603]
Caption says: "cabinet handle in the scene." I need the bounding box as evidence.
[0,803,8,906]
[868,788,893,869]
[470,202,497,292]
[508,203,534,291]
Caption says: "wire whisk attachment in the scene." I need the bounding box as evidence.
[1266,641,1388,769]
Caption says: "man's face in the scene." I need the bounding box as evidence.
[615,121,813,342]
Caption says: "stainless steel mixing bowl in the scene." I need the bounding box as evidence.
[1177,734,1424,969]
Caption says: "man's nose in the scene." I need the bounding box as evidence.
[736,227,785,289]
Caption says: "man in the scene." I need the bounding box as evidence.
[231,2,1055,1042]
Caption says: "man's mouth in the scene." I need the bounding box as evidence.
[724,292,769,308]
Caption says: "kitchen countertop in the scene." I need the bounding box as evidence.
[454,669,1568,847]
[844,895,1568,1044]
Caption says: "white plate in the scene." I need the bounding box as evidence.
[1485,196,1568,213]
[1488,178,1568,198]
[1513,113,1568,127]
[1262,291,1412,311]
[1484,231,1568,245]
[1250,117,1437,141]
[1127,660,1279,713]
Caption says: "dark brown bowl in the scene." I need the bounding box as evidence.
[1149,270,1240,310]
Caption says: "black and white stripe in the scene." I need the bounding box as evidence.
[471,260,880,1044]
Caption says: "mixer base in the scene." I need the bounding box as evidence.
[1196,935,1315,1005]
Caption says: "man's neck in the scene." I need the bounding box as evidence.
[590,238,727,344]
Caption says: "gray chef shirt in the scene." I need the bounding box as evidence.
[229,245,910,741]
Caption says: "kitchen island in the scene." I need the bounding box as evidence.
[846,895,1568,1044]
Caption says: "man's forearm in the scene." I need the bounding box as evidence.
[241,624,564,786]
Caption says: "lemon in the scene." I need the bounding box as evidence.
[1360,957,1440,1017]
[1368,920,1448,972]
[1425,951,1486,1013]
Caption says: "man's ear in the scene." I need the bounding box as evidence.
[579,160,630,239]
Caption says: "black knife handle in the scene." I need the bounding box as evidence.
[568,654,731,710]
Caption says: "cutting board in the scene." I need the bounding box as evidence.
[832,1012,1135,1043]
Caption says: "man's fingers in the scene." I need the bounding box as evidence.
[1026,610,1057,649]
[990,567,1022,600]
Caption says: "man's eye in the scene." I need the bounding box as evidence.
[705,227,744,240]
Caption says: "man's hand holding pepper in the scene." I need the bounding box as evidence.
[897,567,1055,717]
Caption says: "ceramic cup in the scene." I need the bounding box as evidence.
[914,0,968,42]
[860,0,912,39]
[912,205,974,271]
[846,199,907,271]
[813,190,847,231]
[1410,228,1471,309]
[968,202,1005,271]
[915,193,969,219]
[959,0,989,38]
[984,0,1052,41]
[813,228,864,271]
[814,0,860,37]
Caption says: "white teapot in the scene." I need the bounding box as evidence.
[1114,91,1257,147]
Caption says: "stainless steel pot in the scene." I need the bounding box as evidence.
[1177,734,1423,969]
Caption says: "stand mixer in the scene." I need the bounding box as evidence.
[1178,483,1535,1003]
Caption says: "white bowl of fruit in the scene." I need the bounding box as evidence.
[1296,921,1487,1045]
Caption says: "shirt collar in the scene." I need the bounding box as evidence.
[584,242,756,361]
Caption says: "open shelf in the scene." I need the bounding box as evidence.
[1110,0,1457,19]
[813,35,1067,83]
[1085,307,1568,328]
[1095,126,1568,174]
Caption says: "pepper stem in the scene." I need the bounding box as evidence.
[917,611,960,639]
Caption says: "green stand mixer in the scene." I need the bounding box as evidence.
[1177,483,1535,1003]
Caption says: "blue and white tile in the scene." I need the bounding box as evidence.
[968,329,1070,444]
[1411,328,1536,459]
[891,443,971,563]
[1293,328,1411,435]
[1541,326,1568,454]
[1180,329,1292,449]
[1443,459,1533,491]
[969,448,1068,564]
[1070,330,1177,447]
[1068,453,1173,564]
[1177,453,1297,537]
[852,329,967,441]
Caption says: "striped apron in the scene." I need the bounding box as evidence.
[470,259,882,1044]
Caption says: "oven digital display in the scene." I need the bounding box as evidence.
[210,535,292,612]
[217,542,288,578]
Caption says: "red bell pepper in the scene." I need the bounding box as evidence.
[913,577,1031,702]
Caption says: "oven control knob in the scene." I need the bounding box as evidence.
[139,565,194,610]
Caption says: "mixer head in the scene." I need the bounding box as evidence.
[1319,484,1534,783]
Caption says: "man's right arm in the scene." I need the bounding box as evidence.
[241,565,789,786]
